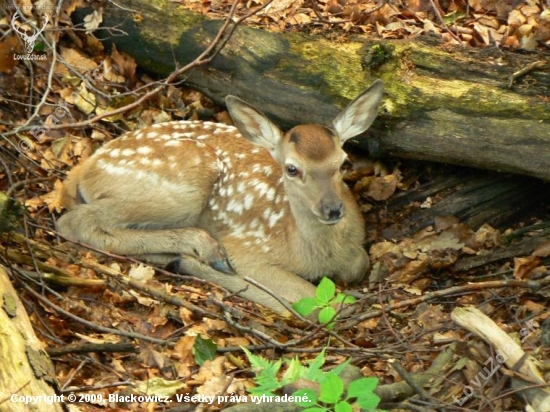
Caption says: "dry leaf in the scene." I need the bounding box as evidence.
[40,179,64,213]
[533,241,550,257]
[129,263,155,282]
[83,9,103,32]
[513,256,541,279]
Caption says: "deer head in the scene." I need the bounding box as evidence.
[226,79,384,226]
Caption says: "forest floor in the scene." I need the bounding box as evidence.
[1,1,550,411]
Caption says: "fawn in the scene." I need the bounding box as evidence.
[57,80,384,315]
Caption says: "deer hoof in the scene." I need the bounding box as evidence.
[165,254,235,276]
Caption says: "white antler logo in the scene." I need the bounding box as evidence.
[11,10,49,54]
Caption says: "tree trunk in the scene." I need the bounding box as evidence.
[74,1,550,181]
[0,267,65,412]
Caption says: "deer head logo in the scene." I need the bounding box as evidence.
[11,10,49,54]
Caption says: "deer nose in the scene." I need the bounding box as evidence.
[323,203,344,222]
[320,194,344,224]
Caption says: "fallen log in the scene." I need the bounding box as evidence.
[0,266,64,412]
[71,0,550,181]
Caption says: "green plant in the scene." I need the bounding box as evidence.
[242,347,381,411]
[192,335,217,366]
[292,278,356,329]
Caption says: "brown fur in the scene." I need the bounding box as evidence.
[288,125,336,162]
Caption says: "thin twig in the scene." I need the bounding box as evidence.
[427,0,461,43]
[2,0,276,137]
[19,280,169,345]
[339,274,550,330]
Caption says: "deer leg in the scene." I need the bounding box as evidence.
[56,203,233,273]
[168,254,318,315]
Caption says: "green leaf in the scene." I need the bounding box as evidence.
[316,278,336,304]
[293,389,317,407]
[334,400,353,412]
[328,358,351,377]
[192,335,217,366]
[348,378,381,410]
[292,297,319,316]
[333,292,356,304]
[355,393,381,410]
[302,408,328,412]
[241,346,283,395]
[282,357,306,386]
[318,373,344,404]
[347,377,379,398]
[443,10,466,24]
[318,306,336,328]
[303,348,326,381]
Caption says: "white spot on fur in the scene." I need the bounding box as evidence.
[243,193,254,210]
[122,148,135,157]
[147,132,158,138]
[237,182,246,193]
[137,146,153,155]
[268,210,285,228]
[165,140,182,147]
[109,148,121,158]
[265,187,275,201]
[254,181,269,197]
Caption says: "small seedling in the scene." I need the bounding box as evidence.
[242,347,381,411]
[292,277,356,329]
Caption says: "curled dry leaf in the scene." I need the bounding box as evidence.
[128,263,155,282]
[362,174,398,201]
[513,256,541,279]
[533,241,550,257]
[40,179,64,213]
[83,9,103,33]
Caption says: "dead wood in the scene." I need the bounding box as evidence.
[452,307,550,410]
[0,266,64,412]
[383,167,550,238]
[46,342,138,357]
[73,0,550,182]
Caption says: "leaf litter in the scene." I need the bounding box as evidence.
[1,1,549,411]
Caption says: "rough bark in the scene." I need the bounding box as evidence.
[0,266,64,412]
[73,0,550,181]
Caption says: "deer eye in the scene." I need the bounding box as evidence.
[285,164,301,178]
[340,158,353,172]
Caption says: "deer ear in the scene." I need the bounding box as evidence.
[332,79,384,144]
[226,96,284,161]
